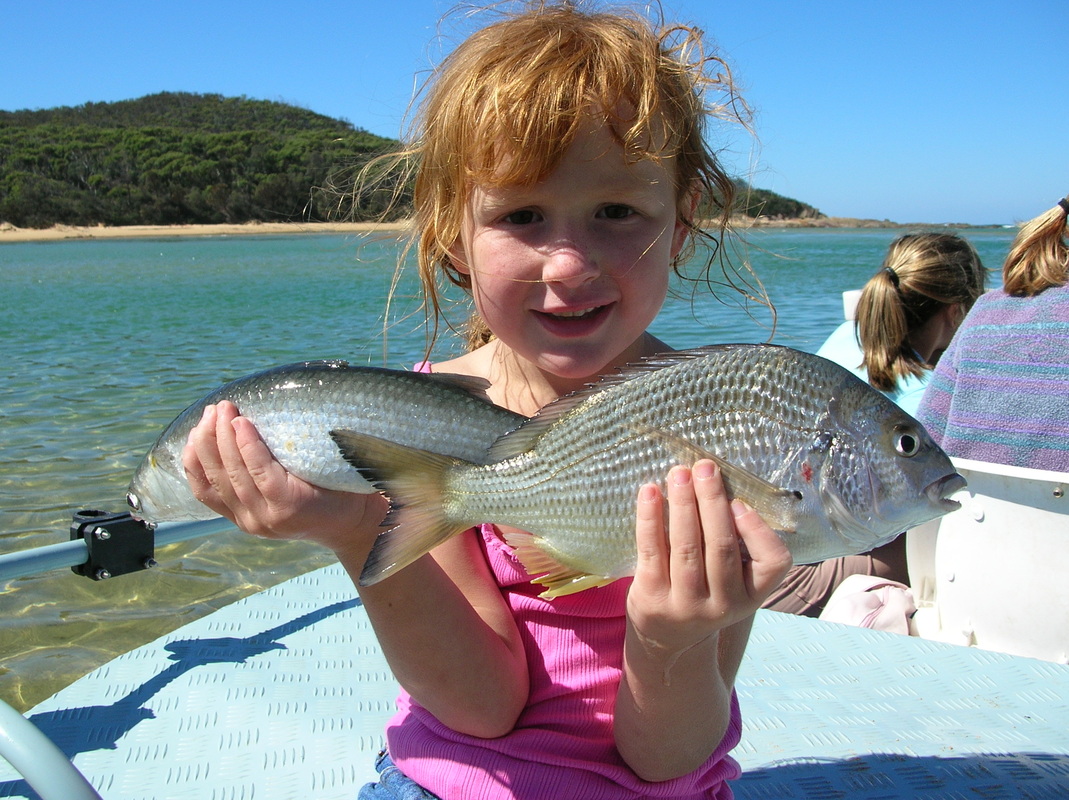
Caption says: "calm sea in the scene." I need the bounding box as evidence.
[0,227,1014,710]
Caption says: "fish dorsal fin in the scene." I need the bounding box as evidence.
[589,343,788,388]
[486,346,740,461]
[422,372,495,402]
[487,389,590,460]
[307,359,350,368]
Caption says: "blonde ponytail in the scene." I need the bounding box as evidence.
[1002,196,1069,296]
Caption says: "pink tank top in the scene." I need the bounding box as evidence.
[389,365,742,799]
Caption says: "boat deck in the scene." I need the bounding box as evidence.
[2,562,1067,799]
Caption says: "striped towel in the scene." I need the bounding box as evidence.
[917,285,1069,472]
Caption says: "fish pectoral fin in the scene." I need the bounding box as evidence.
[717,458,801,534]
[502,531,617,599]
[631,425,801,533]
[536,573,618,599]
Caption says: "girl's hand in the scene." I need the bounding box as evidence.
[181,401,388,557]
[627,458,792,672]
[616,459,792,781]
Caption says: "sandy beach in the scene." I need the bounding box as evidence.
[1,215,972,244]
[0,220,410,243]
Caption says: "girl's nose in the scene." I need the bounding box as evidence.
[540,236,600,287]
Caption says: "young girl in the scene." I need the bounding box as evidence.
[182,4,792,798]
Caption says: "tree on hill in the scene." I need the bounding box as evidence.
[730,180,822,220]
[0,92,400,227]
[0,92,821,228]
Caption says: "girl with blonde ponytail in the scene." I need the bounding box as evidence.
[917,195,1069,471]
[817,232,987,415]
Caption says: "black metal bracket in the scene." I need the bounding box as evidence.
[70,510,157,580]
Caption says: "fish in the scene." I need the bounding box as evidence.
[127,360,527,523]
[331,344,967,598]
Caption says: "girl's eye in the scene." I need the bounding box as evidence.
[503,209,540,225]
[601,204,634,220]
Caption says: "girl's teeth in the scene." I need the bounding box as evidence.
[554,308,596,318]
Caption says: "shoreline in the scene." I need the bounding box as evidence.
[0,216,1004,244]
[0,220,410,243]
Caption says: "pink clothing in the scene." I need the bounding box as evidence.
[388,527,742,799]
[390,363,743,798]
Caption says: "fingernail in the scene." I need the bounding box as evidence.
[693,460,716,481]
[671,466,691,486]
[731,499,750,518]
[638,484,659,503]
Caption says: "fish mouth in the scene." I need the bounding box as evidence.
[924,472,968,511]
[126,491,143,513]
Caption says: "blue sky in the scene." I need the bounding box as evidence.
[2,0,1065,225]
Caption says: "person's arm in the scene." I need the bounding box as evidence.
[358,530,529,738]
[184,401,530,738]
[614,460,791,782]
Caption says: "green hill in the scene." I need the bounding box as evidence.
[0,92,397,227]
[731,180,822,220]
[0,92,821,228]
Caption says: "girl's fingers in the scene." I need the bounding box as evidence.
[633,482,670,588]
[634,458,791,605]
[665,464,712,597]
[227,414,289,508]
[690,460,740,562]
[184,401,272,517]
[730,499,793,599]
[202,402,259,509]
[183,404,228,507]
[691,460,751,602]
[181,402,386,545]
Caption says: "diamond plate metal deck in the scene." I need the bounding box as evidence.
[1,563,1066,798]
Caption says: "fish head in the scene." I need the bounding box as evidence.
[803,383,966,558]
[126,443,216,523]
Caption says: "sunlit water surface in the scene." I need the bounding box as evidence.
[0,227,1013,710]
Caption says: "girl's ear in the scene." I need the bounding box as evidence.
[952,301,967,327]
[937,302,965,331]
[448,240,471,276]
[931,303,966,352]
[671,187,700,258]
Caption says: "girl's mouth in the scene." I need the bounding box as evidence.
[549,307,601,319]
[535,304,611,336]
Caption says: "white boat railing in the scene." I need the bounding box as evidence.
[0,697,101,800]
[0,514,240,795]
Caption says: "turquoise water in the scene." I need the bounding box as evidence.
[0,227,1014,710]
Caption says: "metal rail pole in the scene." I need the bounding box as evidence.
[0,517,237,582]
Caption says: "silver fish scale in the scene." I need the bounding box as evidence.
[129,362,525,522]
[443,345,952,575]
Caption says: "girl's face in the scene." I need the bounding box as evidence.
[453,120,689,383]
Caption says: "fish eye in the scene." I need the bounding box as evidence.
[127,492,142,511]
[811,432,834,453]
[894,428,921,458]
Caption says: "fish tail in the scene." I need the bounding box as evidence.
[330,429,471,586]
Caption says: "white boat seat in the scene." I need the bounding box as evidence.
[906,457,1069,662]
